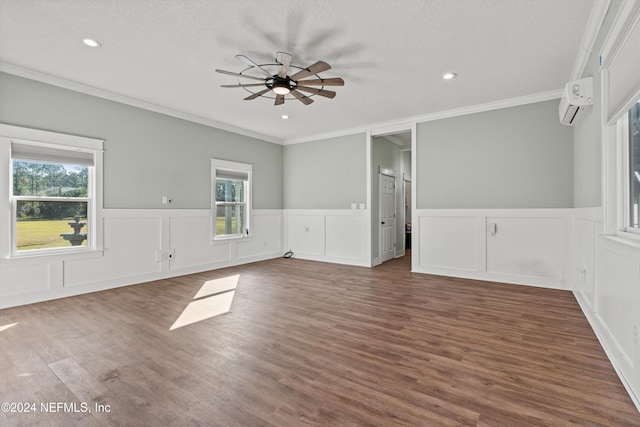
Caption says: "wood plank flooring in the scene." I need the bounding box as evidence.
[1,255,639,426]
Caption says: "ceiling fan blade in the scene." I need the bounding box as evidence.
[215,69,265,82]
[296,77,344,86]
[296,85,336,99]
[275,94,285,105]
[221,83,267,88]
[290,61,331,80]
[290,90,313,105]
[244,88,271,100]
[276,51,292,78]
[236,55,274,78]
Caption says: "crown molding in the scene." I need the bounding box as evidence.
[1,61,563,148]
[283,89,563,145]
[0,62,282,145]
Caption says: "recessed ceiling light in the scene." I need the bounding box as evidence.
[82,38,101,48]
[442,72,457,80]
[281,115,289,119]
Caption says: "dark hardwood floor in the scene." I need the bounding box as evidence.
[1,255,639,426]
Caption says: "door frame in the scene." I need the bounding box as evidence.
[369,124,414,267]
[379,167,397,263]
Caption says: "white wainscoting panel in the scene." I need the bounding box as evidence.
[283,210,369,266]
[237,212,283,261]
[0,209,282,309]
[170,215,231,270]
[570,208,640,411]
[486,216,565,282]
[597,238,640,375]
[325,214,367,263]
[64,216,162,287]
[419,216,480,272]
[0,261,50,297]
[285,213,325,258]
[572,212,600,310]
[414,209,571,289]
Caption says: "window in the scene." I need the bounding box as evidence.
[211,159,252,240]
[626,100,640,231]
[10,141,96,253]
[1,125,103,259]
[600,4,640,239]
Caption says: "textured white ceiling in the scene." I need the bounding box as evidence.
[0,0,595,143]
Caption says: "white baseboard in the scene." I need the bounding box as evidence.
[413,265,568,290]
[573,290,640,413]
[0,251,281,310]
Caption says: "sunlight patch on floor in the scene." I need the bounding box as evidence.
[0,323,18,333]
[194,274,239,299]
[170,275,239,331]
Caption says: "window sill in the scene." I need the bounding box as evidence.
[602,233,640,252]
[212,235,253,245]
[3,247,104,263]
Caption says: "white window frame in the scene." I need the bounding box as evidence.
[600,2,640,242]
[211,158,252,242]
[0,124,104,259]
[617,104,640,235]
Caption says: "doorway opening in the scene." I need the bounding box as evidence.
[371,130,412,267]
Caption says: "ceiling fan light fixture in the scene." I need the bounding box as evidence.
[442,72,457,80]
[272,85,290,95]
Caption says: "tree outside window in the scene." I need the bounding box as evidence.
[12,159,90,251]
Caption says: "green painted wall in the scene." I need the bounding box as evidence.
[0,72,283,209]
[283,133,367,209]
[416,99,573,209]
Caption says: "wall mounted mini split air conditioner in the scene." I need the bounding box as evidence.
[559,77,594,126]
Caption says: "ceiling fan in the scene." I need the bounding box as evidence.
[215,52,344,106]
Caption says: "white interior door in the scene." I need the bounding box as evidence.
[379,173,396,262]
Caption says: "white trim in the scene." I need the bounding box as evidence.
[411,123,418,272]
[0,125,104,259]
[0,208,283,309]
[283,90,562,145]
[282,208,366,216]
[365,131,372,267]
[599,0,640,68]
[0,124,103,150]
[211,158,253,241]
[1,63,562,149]
[370,123,414,137]
[0,62,280,145]
[416,207,575,217]
[414,208,573,289]
[282,209,369,267]
[570,0,612,81]
[573,284,640,412]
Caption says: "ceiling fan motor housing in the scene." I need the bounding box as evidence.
[268,75,296,94]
